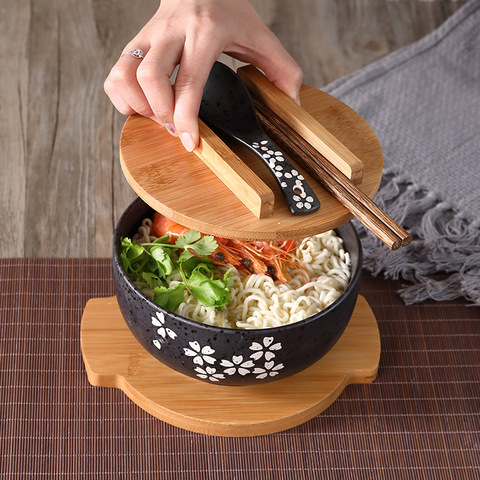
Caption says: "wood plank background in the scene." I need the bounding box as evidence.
[1,0,466,257]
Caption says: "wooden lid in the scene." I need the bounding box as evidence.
[119,84,383,241]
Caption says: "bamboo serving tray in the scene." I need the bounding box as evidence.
[81,295,380,437]
[120,85,383,241]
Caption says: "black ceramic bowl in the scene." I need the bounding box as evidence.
[113,198,363,386]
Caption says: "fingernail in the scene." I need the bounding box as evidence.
[164,123,177,136]
[180,132,196,152]
[295,94,301,106]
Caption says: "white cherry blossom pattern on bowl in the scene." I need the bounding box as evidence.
[249,336,282,361]
[220,355,255,376]
[253,361,285,380]
[183,341,216,366]
[151,312,177,350]
[150,318,286,383]
[148,307,287,383]
[194,366,225,382]
[181,337,284,382]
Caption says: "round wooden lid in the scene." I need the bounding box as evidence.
[119,84,383,241]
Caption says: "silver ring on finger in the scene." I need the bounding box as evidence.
[121,48,144,60]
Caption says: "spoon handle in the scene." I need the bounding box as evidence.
[244,134,320,215]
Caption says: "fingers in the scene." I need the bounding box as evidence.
[230,29,303,105]
[136,43,180,133]
[105,39,183,138]
[173,39,223,151]
[104,46,157,118]
[260,52,303,106]
[104,87,136,116]
[255,32,303,105]
[104,44,179,131]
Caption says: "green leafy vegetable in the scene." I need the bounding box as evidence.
[178,255,213,277]
[175,232,218,256]
[119,229,232,313]
[175,229,201,247]
[153,284,185,311]
[120,238,146,275]
[187,264,232,308]
[149,244,175,277]
[141,271,162,289]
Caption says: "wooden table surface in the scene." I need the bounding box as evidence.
[2,0,466,257]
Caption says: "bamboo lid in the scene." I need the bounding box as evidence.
[119,84,383,241]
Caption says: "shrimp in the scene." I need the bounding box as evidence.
[210,242,244,268]
[151,213,308,283]
[152,213,190,243]
[225,240,269,276]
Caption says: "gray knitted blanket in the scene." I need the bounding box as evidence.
[323,0,480,305]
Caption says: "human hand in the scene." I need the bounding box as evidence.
[104,0,302,152]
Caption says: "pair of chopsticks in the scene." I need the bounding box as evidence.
[238,67,412,251]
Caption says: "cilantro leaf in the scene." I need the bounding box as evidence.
[187,264,232,308]
[141,271,163,289]
[153,284,185,311]
[177,249,194,263]
[120,228,231,313]
[149,245,174,277]
[188,235,218,256]
[223,268,235,289]
[153,234,170,244]
[120,237,146,275]
[179,255,213,277]
[174,230,218,256]
[175,230,201,247]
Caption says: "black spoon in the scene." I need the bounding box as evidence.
[199,62,320,215]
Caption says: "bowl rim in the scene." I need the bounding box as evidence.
[113,197,363,334]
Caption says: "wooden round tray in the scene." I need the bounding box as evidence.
[81,295,380,437]
[120,85,383,241]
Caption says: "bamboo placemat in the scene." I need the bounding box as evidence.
[1,259,479,479]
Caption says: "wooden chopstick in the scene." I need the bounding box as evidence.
[238,65,364,184]
[253,98,412,250]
